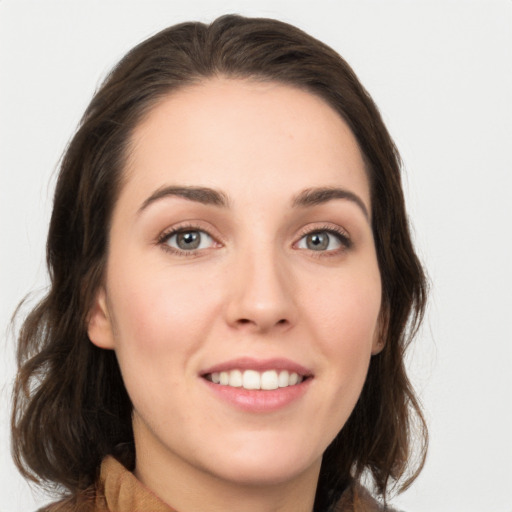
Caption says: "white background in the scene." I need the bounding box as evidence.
[1,1,511,511]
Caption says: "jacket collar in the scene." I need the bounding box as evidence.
[96,456,390,512]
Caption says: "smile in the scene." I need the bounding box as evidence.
[204,369,305,390]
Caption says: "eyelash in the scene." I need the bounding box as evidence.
[294,224,352,255]
[157,223,218,257]
[156,223,352,257]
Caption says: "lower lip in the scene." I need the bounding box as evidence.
[202,378,311,413]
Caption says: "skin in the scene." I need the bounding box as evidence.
[88,78,383,512]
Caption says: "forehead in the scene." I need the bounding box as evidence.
[121,78,370,212]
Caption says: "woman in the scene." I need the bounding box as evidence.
[12,15,427,512]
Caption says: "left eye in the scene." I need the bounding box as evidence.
[296,231,344,251]
[164,230,215,251]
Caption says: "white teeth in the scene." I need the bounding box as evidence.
[278,370,289,387]
[208,369,305,390]
[228,369,242,387]
[261,370,279,390]
[243,370,261,390]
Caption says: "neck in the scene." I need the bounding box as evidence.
[133,434,321,512]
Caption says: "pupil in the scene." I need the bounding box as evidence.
[178,231,200,250]
[307,232,328,251]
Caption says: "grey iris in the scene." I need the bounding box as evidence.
[307,232,329,251]
[177,231,201,250]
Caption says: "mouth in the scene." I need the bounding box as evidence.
[203,369,308,390]
[200,358,313,412]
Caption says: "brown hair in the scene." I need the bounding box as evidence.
[11,14,428,509]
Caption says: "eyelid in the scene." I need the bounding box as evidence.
[155,221,352,257]
[293,223,352,252]
[156,222,223,256]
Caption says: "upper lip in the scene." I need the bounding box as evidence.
[201,357,313,377]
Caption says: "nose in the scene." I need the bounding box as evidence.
[224,246,298,334]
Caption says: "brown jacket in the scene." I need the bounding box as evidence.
[42,456,398,512]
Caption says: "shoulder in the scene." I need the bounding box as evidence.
[355,485,403,511]
[332,482,404,512]
[36,488,106,512]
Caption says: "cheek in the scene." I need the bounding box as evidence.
[107,264,221,364]
[305,269,381,336]
[302,266,381,378]
[105,268,220,427]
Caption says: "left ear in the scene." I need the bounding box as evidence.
[371,305,389,355]
[87,286,115,350]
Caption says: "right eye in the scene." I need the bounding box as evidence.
[294,226,352,255]
[296,230,344,252]
[160,228,216,254]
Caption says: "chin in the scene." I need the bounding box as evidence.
[200,441,322,487]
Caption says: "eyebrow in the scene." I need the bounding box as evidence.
[138,184,369,220]
[138,185,230,214]
[292,187,370,220]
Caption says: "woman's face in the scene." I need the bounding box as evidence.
[88,79,382,492]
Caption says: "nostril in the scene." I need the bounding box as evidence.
[234,318,289,328]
